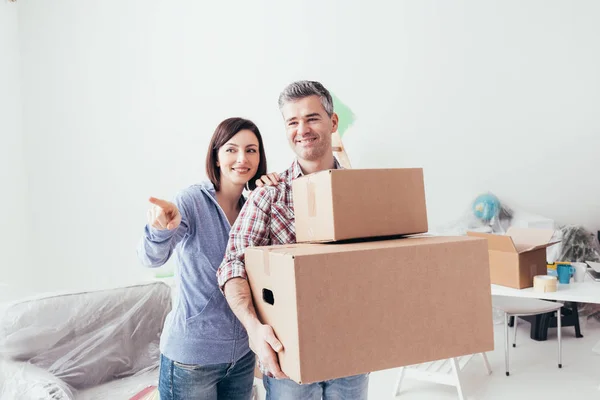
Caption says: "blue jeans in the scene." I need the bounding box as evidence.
[158,351,256,400]
[263,373,369,400]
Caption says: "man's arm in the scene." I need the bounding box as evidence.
[217,188,289,379]
[224,277,287,378]
[223,277,258,329]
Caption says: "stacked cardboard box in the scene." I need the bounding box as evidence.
[246,168,494,384]
[292,168,428,242]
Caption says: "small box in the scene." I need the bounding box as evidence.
[467,228,560,289]
[510,211,555,230]
[245,236,493,384]
[292,168,428,243]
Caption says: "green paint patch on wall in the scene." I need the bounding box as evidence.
[331,93,355,138]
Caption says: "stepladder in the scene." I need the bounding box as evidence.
[332,131,352,169]
[392,353,492,400]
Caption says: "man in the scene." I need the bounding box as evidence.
[217,81,369,399]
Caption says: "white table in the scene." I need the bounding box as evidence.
[491,275,600,303]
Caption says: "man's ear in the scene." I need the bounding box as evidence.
[331,113,339,133]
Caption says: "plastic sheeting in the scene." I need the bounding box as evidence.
[0,359,74,400]
[0,282,171,399]
[433,191,514,236]
[547,224,600,264]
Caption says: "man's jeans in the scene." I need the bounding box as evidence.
[158,351,255,400]
[264,373,369,400]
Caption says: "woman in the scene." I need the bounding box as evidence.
[137,117,275,399]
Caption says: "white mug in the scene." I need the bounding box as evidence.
[572,262,588,283]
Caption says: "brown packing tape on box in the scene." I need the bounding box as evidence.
[263,251,270,275]
[261,245,304,275]
[307,180,317,218]
[306,179,318,239]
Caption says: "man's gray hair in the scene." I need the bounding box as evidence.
[278,80,334,117]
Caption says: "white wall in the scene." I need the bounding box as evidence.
[14,0,600,292]
[0,1,31,301]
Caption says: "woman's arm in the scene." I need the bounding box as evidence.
[137,195,188,268]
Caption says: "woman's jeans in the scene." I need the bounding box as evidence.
[158,351,256,400]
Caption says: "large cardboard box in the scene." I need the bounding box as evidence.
[292,168,428,243]
[245,236,493,384]
[467,228,560,289]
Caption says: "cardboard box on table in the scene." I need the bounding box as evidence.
[245,235,494,384]
[292,168,428,243]
[467,228,560,289]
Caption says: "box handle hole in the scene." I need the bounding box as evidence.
[262,289,275,305]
